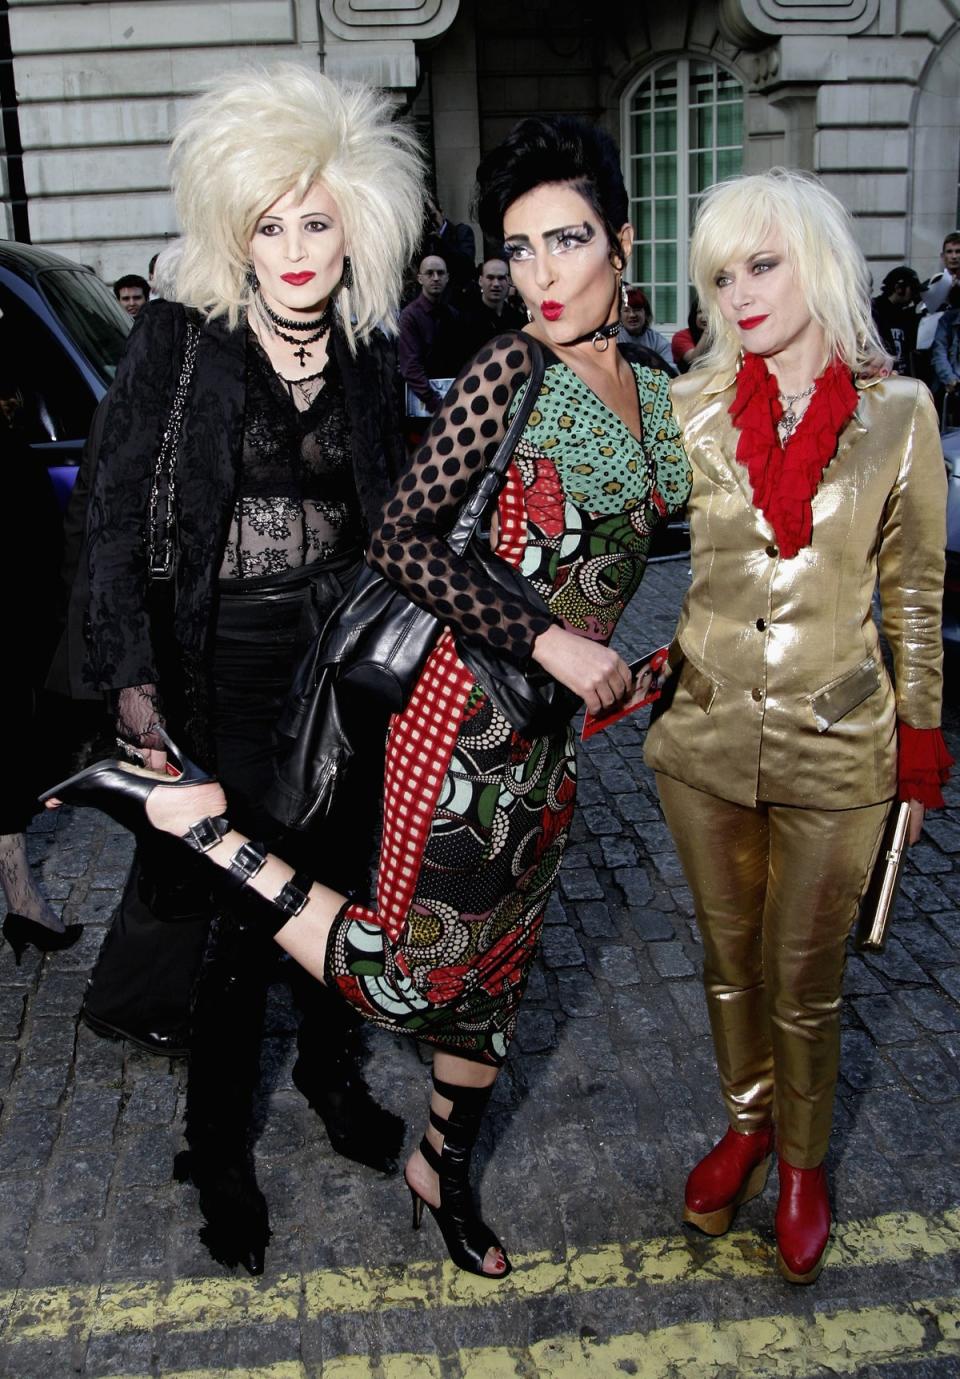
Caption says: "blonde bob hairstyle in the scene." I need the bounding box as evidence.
[688,167,884,377]
[170,66,426,347]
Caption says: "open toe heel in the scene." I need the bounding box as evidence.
[405,1074,510,1280]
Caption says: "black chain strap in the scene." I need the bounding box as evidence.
[147,322,200,582]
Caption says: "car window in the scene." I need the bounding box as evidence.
[0,283,98,445]
[38,268,130,384]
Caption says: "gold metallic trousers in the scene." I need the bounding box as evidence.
[655,773,890,1167]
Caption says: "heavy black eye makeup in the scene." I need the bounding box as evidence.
[503,221,595,260]
[546,222,595,251]
[714,252,780,287]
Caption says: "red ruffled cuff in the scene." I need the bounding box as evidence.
[897,722,954,808]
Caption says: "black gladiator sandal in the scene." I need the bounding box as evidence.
[407,1073,511,1279]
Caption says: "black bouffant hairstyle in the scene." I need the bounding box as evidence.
[476,116,629,264]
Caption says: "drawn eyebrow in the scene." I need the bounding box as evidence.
[544,222,591,239]
[256,210,331,222]
[505,222,592,244]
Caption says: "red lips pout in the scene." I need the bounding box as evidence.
[281,272,316,286]
[541,301,564,321]
[739,315,769,330]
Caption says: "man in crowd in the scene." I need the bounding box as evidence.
[871,266,922,376]
[461,258,526,353]
[113,274,150,317]
[398,254,469,416]
[421,196,476,301]
[921,232,960,313]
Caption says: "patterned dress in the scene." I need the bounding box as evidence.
[324,333,691,1064]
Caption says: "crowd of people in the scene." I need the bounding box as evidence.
[115,217,960,436]
[4,65,952,1295]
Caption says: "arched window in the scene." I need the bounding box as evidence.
[622,58,744,330]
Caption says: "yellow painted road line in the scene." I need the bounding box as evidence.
[67,1295,960,1379]
[0,1207,957,1347]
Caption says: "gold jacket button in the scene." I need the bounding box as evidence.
[765,544,778,557]
[751,687,763,701]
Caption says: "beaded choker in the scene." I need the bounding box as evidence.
[255,292,332,367]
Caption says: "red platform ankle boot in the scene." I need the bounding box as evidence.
[775,1159,831,1283]
[683,1125,774,1236]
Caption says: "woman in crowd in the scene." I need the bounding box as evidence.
[0,357,82,963]
[47,115,691,1279]
[618,287,674,370]
[64,68,424,1273]
[671,298,708,372]
[645,169,948,1283]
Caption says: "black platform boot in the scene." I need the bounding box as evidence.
[177,911,273,1275]
[290,970,405,1174]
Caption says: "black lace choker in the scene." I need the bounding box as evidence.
[256,293,331,332]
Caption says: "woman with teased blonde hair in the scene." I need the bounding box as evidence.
[65,66,425,1273]
[645,168,949,1282]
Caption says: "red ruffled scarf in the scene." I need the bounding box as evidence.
[729,351,859,558]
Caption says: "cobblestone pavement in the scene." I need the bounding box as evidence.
[1,560,959,1379]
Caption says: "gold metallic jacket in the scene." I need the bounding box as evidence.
[645,370,946,808]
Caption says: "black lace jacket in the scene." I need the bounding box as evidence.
[72,299,402,693]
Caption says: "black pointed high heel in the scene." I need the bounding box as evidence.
[405,1073,511,1279]
[2,913,83,966]
[39,726,213,833]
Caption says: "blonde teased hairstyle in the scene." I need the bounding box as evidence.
[170,66,426,347]
[689,168,884,377]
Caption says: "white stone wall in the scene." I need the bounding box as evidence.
[726,1,960,286]
[7,0,325,280]
[4,0,959,295]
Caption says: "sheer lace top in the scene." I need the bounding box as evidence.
[219,332,365,579]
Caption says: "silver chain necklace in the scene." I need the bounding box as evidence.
[777,381,816,440]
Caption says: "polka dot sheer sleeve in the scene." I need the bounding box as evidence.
[369,332,554,668]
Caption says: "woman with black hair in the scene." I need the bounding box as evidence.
[47,114,691,1279]
[672,299,708,373]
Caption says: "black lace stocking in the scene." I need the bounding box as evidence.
[115,684,165,751]
[0,832,60,929]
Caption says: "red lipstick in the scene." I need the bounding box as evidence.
[541,301,564,321]
[281,271,316,286]
[739,314,768,330]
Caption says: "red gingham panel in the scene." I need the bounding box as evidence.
[345,462,529,942]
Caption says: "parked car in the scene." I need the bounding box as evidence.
[943,426,960,647]
[0,241,130,507]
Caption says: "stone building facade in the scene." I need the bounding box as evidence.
[1,0,958,329]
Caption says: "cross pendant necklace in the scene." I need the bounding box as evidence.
[255,292,331,368]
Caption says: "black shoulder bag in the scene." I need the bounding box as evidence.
[268,338,579,830]
[146,319,201,584]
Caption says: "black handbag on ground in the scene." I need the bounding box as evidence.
[267,338,578,830]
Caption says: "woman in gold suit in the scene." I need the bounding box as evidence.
[645,169,950,1284]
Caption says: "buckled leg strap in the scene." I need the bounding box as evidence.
[223,840,269,890]
[181,815,231,853]
[272,870,314,922]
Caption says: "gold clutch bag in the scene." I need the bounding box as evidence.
[855,801,911,953]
